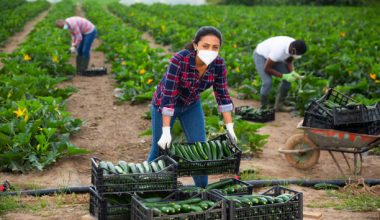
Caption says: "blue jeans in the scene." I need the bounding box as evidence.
[77,29,97,58]
[147,100,208,188]
[253,51,291,96]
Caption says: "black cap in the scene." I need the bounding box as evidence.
[290,40,307,55]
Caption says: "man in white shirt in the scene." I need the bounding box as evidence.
[254,36,307,111]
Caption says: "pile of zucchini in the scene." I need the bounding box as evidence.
[169,139,232,161]
[235,106,272,117]
[224,194,294,208]
[206,178,250,195]
[142,197,220,216]
[98,159,168,175]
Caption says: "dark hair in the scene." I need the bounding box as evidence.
[290,40,307,55]
[185,26,222,51]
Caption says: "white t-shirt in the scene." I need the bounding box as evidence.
[255,36,295,62]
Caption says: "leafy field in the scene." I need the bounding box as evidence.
[0,0,50,45]
[0,0,87,172]
[109,3,380,113]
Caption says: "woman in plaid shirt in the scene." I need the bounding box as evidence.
[148,26,237,187]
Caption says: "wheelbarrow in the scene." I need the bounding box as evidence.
[278,121,380,176]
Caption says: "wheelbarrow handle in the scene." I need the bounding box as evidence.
[278,148,317,154]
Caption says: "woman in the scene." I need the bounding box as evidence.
[148,26,238,188]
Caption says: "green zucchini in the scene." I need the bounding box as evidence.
[170,204,181,213]
[190,205,203,212]
[205,178,234,190]
[107,161,117,174]
[196,142,208,160]
[203,142,213,161]
[159,206,172,214]
[174,144,184,158]
[99,161,109,175]
[203,200,215,208]
[151,161,160,172]
[180,204,191,213]
[128,163,139,174]
[169,144,176,155]
[210,141,217,160]
[184,145,197,161]
[118,160,129,173]
[190,145,202,160]
[158,159,166,170]
[197,201,209,210]
[136,163,145,173]
[274,197,284,203]
[175,198,202,205]
[213,140,224,159]
[222,140,232,157]
[114,165,125,174]
[143,161,151,173]
[178,145,192,161]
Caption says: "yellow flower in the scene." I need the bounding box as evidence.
[339,32,346,38]
[121,61,127,66]
[23,54,31,61]
[52,55,59,63]
[36,144,40,151]
[14,108,26,118]
[233,44,237,48]
[369,73,377,80]
[139,69,146,75]
[323,87,329,94]
[143,47,147,53]
[147,78,153,84]
[235,66,240,73]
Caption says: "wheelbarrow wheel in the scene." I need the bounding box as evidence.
[284,134,320,170]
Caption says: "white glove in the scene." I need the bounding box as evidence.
[158,127,172,150]
[69,46,77,54]
[226,123,238,146]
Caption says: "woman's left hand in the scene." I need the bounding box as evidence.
[226,123,238,146]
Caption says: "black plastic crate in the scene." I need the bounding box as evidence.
[303,112,333,129]
[209,178,254,196]
[91,155,178,194]
[83,67,107,76]
[235,106,275,123]
[161,134,241,177]
[332,105,367,126]
[89,186,132,220]
[366,104,380,122]
[368,120,380,135]
[221,186,303,220]
[131,191,227,220]
[318,88,357,106]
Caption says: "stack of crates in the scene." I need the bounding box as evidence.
[89,155,178,220]
[303,88,380,135]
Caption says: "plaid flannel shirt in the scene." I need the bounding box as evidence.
[65,16,95,47]
[152,49,233,116]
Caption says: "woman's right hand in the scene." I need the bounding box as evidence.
[158,127,172,149]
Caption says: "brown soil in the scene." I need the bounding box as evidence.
[1,6,379,220]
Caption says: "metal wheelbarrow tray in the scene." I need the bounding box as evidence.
[279,120,380,176]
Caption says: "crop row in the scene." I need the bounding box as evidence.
[0,0,87,172]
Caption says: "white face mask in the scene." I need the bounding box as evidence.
[197,49,218,66]
[63,24,68,30]
[292,55,302,59]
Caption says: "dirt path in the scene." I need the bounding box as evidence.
[0,9,50,69]
[1,4,151,186]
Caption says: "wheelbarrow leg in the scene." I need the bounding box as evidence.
[328,151,345,177]
[341,152,352,174]
[353,153,363,175]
